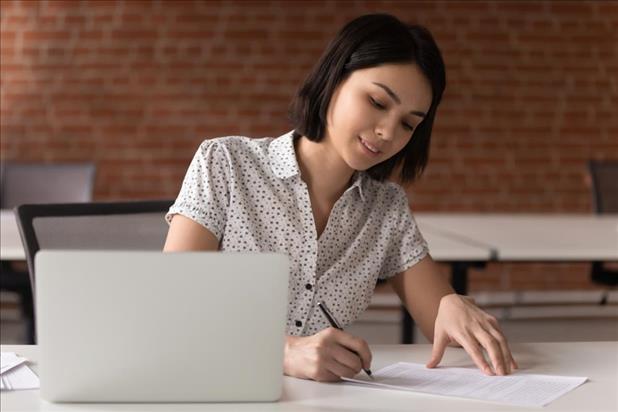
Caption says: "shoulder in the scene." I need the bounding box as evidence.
[365,178,410,209]
[197,135,272,154]
[361,178,416,226]
[194,135,275,166]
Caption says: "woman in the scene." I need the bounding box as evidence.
[164,13,517,382]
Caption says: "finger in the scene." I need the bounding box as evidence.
[325,356,360,380]
[458,333,494,375]
[475,327,506,375]
[333,329,372,370]
[329,344,363,373]
[485,316,518,372]
[426,330,449,368]
[314,367,341,382]
[485,324,514,374]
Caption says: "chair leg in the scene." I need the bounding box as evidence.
[20,287,35,344]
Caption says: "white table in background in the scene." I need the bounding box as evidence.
[1,342,616,412]
[418,225,492,262]
[414,213,618,294]
[0,210,24,261]
[416,213,618,261]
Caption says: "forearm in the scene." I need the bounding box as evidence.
[387,255,455,342]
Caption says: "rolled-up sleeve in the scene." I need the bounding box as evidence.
[165,139,231,240]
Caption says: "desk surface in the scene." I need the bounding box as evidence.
[416,213,618,261]
[1,342,616,412]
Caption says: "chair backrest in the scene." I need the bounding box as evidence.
[588,160,618,214]
[14,200,174,297]
[0,162,96,209]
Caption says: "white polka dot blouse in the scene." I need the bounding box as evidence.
[166,130,429,336]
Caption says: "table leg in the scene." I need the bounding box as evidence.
[451,262,469,295]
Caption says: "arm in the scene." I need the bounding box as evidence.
[387,254,453,342]
[163,214,219,251]
[388,254,517,376]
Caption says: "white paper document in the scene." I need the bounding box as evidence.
[0,352,40,391]
[343,362,587,407]
[0,352,27,374]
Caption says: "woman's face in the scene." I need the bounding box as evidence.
[324,63,433,172]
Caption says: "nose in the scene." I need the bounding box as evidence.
[375,122,396,142]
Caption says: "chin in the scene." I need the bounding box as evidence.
[346,157,376,172]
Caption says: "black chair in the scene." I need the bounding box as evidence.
[588,160,618,301]
[14,199,174,343]
[0,162,96,209]
[0,162,96,343]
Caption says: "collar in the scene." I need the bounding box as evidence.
[347,171,367,202]
[268,130,301,179]
[268,130,367,202]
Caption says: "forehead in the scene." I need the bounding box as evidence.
[347,63,433,111]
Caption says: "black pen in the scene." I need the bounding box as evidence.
[317,301,373,379]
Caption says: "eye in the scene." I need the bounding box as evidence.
[369,97,386,110]
[370,96,414,132]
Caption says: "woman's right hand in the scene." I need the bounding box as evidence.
[283,327,372,382]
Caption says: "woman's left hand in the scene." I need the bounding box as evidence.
[426,293,518,376]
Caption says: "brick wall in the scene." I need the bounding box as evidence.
[1,0,616,290]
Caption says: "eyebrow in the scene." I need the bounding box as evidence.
[372,82,427,119]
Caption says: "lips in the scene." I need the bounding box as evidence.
[358,136,382,155]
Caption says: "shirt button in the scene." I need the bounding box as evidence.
[305,283,312,290]
[295,320,302,327]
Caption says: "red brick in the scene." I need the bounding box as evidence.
[166,30,215,39]
[550,1,595,14]
[441,1,490,12]
[110,30,159,40]
[80,30,103,40]
[0,47,15,56]
[175,14,219,24]
[496,1,546,13]
[22,30,71,41]
[4,15,29,25]
[65,15,87,25]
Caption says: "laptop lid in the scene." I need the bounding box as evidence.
[35,250,289,402]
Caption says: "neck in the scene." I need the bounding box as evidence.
[294,135,355,204]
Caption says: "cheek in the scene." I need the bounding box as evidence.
[330,94,372,131]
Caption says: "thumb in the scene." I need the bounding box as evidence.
[426,330,449,368]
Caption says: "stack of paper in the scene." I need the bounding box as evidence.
[0,352,40,391]
[343,362,588,407]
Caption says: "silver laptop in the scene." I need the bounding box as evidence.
[35,251,289,402]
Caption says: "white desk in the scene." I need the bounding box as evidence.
[1,342,616,411]
[417,224,492,262]
[416,213,618,261]
[0,210,24,261]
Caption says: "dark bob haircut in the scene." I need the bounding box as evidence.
[288,13,446,183]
